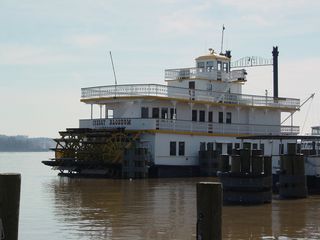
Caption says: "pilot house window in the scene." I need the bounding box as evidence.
[206,61,214,71]
[223,62,229,73]
[217,61,222,71]
[197,62,205,68]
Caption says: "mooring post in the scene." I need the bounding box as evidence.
[0,174,21,240]
[196,182,222,240]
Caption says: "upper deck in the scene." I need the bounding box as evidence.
[81,84,300,111]
[164,67,246,82]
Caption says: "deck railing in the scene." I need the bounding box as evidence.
[79,118,300,135]
[164,67,246,81]
[81,84,300,110]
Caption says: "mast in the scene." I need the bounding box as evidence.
[220,25,225,54]
[109,51,117,86]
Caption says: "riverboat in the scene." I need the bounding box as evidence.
[42,47,302,178]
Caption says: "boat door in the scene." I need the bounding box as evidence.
[189,81,195,100]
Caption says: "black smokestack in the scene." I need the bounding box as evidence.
[272,46,279,98]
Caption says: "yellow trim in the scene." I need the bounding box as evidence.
[81,95,299,112]
[135,129,250,138]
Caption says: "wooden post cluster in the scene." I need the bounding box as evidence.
[279,143,307,198]
[219,148,272,204]
[0,174,21,240]
[196,182,222,240]
[199,150,219,176]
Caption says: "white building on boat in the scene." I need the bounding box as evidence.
[76,49,300,177]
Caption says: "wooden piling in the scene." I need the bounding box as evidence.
[0,173,21,240]
[231,155,241,173]
[252,155,263,175]
[263,156,272,176]
[279,153,307,199]
[197,182,222,240]
[218,155,230,172]
[240,149,251,173]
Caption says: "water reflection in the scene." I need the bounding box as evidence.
[44,178,201,240]
[44,177,320,240]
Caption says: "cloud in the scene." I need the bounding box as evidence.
[222,0,313,12]
[64,34,110,48]
[222,0,320,29]
[156,1,214,35]
[0,44,81,65]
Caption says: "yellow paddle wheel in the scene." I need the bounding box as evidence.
[43,128,149,178]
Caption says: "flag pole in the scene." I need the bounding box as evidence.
[220,25,225,54]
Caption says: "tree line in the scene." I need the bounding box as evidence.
[0,135,55,152]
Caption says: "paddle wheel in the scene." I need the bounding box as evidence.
[42,128,150,178]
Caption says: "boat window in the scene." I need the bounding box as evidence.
[152,108,159,118]
[297,143,301,153]
[179,142,185,156]
[223,62,229,72]
[141,107,149,118]
[227,143,233,155]
[243,142,251,150]
[206,61,214,71]
[279,144,284,155]
[189,81,195,89]
[260,144,265,154]
[199,110,205,122]
[161,108,168,119]
[170,108,177,119]
[226,112,232,124]
[197,62,205,68]
[208,111,213,122]
[170,141,176,156]
[218,112,223,123]
[252,143,258,150]
[217,61,222,71]
[107,109,114,119]
[192,110,197,121]
[235,143,240,149]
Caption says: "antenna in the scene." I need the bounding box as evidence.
[109,51,117,86]
[220,24,225,54]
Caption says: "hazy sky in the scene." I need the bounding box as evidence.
[1,0,320,137]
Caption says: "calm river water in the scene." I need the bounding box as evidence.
[0,152,320,240]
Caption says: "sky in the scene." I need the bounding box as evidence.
[1,0,320,137]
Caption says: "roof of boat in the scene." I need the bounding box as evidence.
[195,52,230,61]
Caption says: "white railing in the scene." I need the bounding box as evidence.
[164,67,246,81]
[81,84,300,110]
[79,118,300,135]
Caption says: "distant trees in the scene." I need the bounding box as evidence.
[0,135,55,152]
